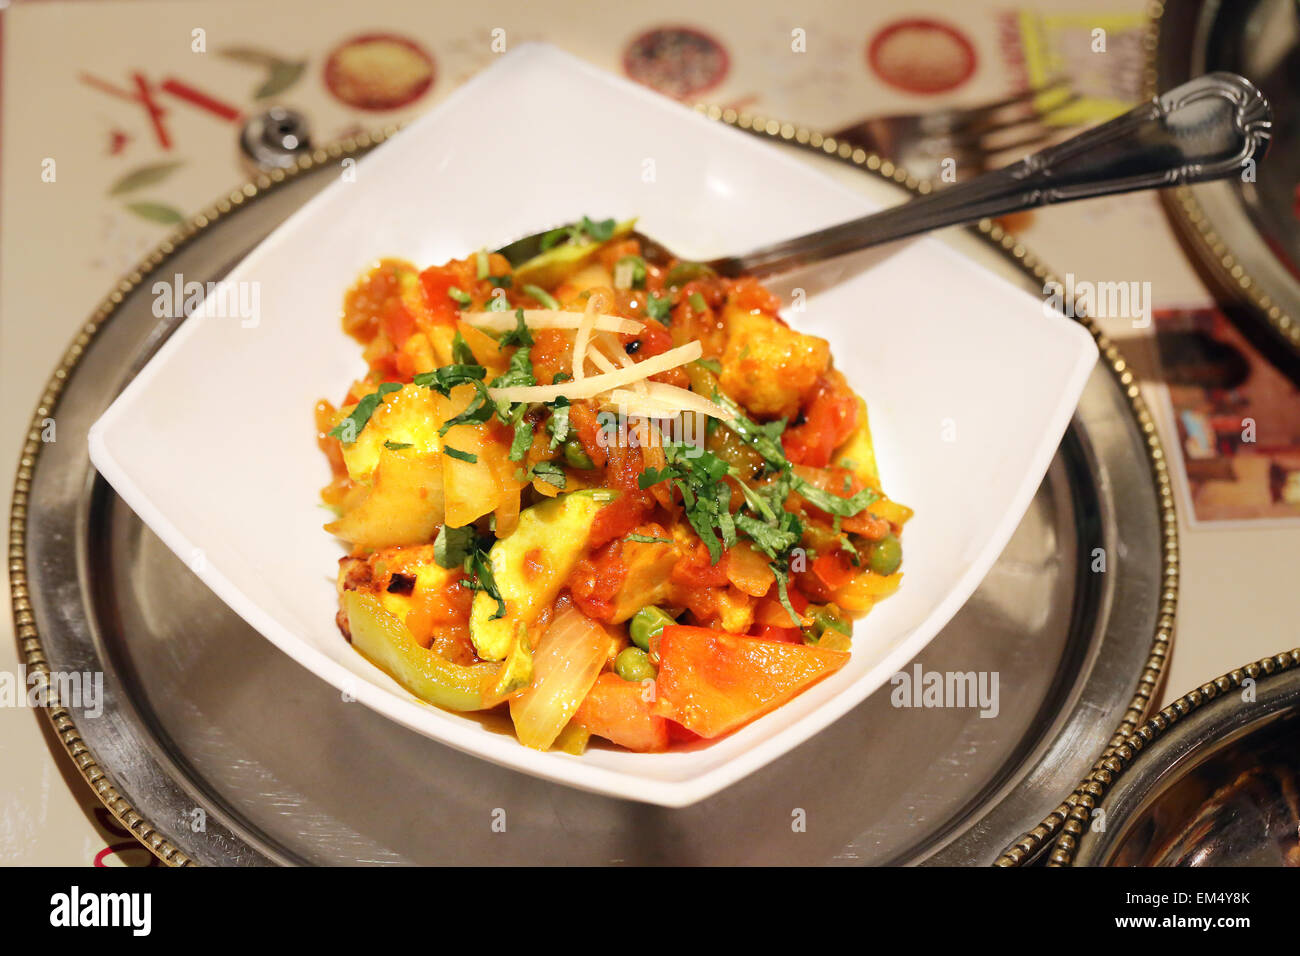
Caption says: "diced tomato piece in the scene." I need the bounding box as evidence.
[597,238,641,272]
[749,625,805,644]
[726,276,782,314]
[671,539,730,588]
[840,510,891,539]
[602,443,648,495]
[570,540,627,621]
[652,625,848,738]
[586,446,652,548]
[568,402,608,468]
[812,549,856,590]
[630,319,673,360]
[680,278,726,310]
[753,586,809,627]
[380,299,416,348]
[394,351,417,379]
[795,568,835,604]
[530,329,575,387]
[342,260,406,344]
[371,351,407,382]
[574,673,670,752]
[417,266,464,325]
[783,379,859,467]
[589,492,649,550]
[666,720,701,744]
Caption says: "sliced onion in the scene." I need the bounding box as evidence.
[509,606,612,751]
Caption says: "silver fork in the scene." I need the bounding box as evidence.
[829,79,1081,181]
[496,74,1271,280]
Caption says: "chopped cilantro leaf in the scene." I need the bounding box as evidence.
[735,511,800,556]
[527,460,566,489]
[383,440,413,451]
[578,216,616,242]
[491,350,536,392]
[444,445,478,463]
[674,477,724,564]
[770,562,803,627]
[498,308,534,348]
[413,363,486,392]
[645,294,673,324]
[626,533,673,544]
[462,548,506,619]
[712,389,787,469]
[521,284,559,310]
[546,396,571,450]
[505,403,532,462]
[451,330,476,365]
[433,524,475,569]
[328,382,402,444]
[793,478,879,517]
[437,383,494,435]
[537,216,617,253]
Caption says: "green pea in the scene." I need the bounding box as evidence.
[806,604,850,641]
[615,647,657,682]
[629,606,674,651]
[868,534,902,576]
[562,439,595,470]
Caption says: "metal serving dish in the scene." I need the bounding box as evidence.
[1067,650,1300,866]
[10,120,1176,865]
[1151,0,1300,367]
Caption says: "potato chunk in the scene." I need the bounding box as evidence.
[325,449,444,549]
[718,307,830,419]
[339,383,442,483]
[607,534,681,624]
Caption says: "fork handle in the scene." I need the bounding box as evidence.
[713,73,1272,277]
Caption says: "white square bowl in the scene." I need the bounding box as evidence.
[88,43,1097,807]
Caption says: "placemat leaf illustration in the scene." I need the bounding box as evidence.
[218,46,283,67]
[256,60,306,99]
[219,46,307,100]
[125,201,184,225]
[109,161,183,196]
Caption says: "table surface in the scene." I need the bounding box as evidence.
[3,0,1298,866]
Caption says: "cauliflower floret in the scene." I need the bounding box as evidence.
[718,307,830,420]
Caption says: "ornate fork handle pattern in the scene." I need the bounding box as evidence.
[716,73,1273,278]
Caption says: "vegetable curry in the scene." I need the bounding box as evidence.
[317,217,911,753]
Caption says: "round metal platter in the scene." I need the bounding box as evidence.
[1068,650,1300,867]
[11,121,1176,866]
[1151,0,1300,366]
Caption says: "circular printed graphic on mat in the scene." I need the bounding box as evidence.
[867,18,976,95]
[623,26,730,99]
[324,33,435,111]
